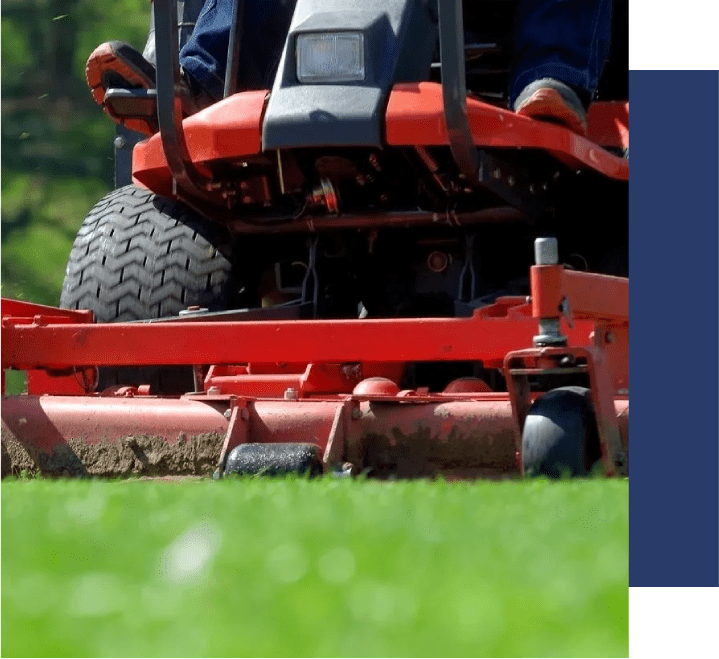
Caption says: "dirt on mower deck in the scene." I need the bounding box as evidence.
[1,431,224,479]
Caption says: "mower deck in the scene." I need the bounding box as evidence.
[1,262,628,479]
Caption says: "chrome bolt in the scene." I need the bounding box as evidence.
[534,237,559,265]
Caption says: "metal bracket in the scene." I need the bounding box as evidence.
[477,150,546,220]
[223,0,245,98]
[438,0,478,180]
[504,346,628,477]
[154,0,213,204]
[457,232,476,302]
[301,236,320,317]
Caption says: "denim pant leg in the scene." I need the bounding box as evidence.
[180,0,296,100]
[509,0,613,107]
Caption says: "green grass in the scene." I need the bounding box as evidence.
[1,477,627,657]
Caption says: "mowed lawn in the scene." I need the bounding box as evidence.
[2,477,628,657]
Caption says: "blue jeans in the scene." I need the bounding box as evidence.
[180,0,612,105]
[180,0,296,100]
[510,0,613,107]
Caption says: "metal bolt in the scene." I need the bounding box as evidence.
[223,409,232,419]
[284,387,299,400]
[332,462,355,478]
[507,175,515,187]
[492,168,502,179]
[534,237,559,265]
[351,407,361,420]
[179,306,209,317]
[427,250,449,273]
[207,386,221,396]
[113,136,126,149]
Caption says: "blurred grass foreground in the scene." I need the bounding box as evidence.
[2,477,629,657]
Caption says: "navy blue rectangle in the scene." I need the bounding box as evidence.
[629,70,719,586]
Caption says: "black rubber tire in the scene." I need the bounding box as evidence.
[60,184,240,394]
[522,386,602,478]
[224,443,323,477]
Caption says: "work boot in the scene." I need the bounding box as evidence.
[513,78,588,137]
[85,41,214,136]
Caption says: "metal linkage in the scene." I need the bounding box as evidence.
[223,0,245,98]
[457,232,476,302]
[532,238,567,347]
[437,0,478,180]
[154,0,212,202]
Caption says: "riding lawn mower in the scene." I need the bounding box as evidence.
[1,0,628,480]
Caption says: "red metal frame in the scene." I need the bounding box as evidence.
[1,268,628,390]
[1,264,628,478]
[131,83,628,196]
[385,83,628,180]
[504,346,628,477]
[2,268,628,397]
[0,299,93,324]
[132,90,268,196]
[1,300,599,371]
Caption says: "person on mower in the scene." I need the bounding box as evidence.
[87,0,612,138]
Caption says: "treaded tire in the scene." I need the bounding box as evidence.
[60,184,239,394]
[522,386,602,478]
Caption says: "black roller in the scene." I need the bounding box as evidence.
[224,443,323,477]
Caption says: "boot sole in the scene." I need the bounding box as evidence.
[515,88,588,137]
[86,42,157,135]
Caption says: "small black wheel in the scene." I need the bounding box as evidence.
[224,443,323,477]
[522,386,602,478]
[60,184,241,394]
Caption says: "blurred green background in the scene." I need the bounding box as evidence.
[1,0,151,305]
[2,477,629,657]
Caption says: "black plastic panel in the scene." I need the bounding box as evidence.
[263,0,438,149]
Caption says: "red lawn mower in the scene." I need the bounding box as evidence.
[1,0,628,479]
